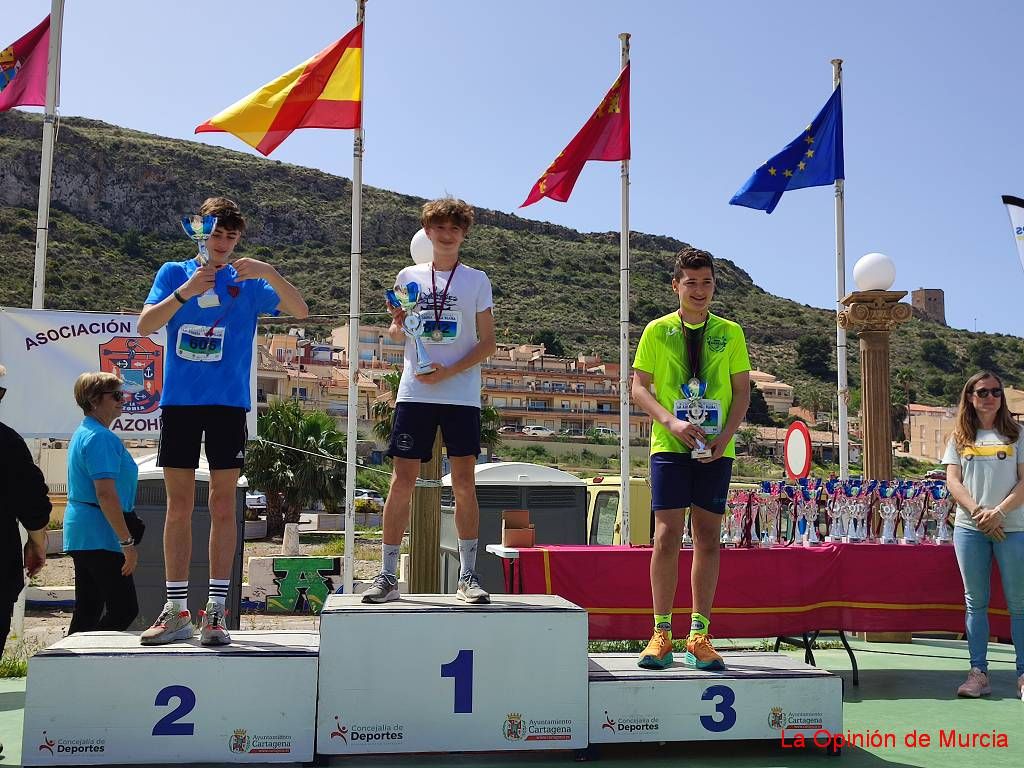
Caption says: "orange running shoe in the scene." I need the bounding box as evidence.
[637,628,674,669]
[685,633,725,670]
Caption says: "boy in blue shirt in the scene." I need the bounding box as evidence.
[137,197,307,645]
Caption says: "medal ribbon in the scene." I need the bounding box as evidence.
[431,260,460,336]
[680,315,709,398]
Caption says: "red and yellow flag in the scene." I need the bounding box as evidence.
[0,15,50,112]
[196,24,362,156]
[522,63,630,207]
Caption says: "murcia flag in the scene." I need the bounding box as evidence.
[0,15,49,112]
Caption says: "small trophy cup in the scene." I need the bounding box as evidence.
[683,378,712,459]
[682,511,693,548]
[386,282,435,375]
[801,488,822,547]
[825,488,847,543]
[900,484,923,545]
[930,486,953,544]
[181,214,220,308]
[878,485,899,544]
[758,482,782,546]
[726,491,748,546]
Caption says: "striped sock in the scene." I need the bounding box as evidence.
[166,581,188,612]
[208,579,230,608]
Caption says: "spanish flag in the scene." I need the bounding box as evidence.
[196,24,362,156]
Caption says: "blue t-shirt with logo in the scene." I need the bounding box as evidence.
[64,417,139,553]
[145,260,280,410]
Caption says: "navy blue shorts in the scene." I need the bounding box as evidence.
[650,452,734,515]
[388,402,481,461]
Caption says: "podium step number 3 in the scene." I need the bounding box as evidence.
[22,632,319,765]
[317,594,590,753]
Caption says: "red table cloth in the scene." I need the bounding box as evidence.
[507,543,1010,641]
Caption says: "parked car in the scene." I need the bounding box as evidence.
[591,427,620,438]
[559,427,586,438]
[924,469,946,481]
[354,488,385,509]
[522,425,556,437]
[498,425,520,434]
[245,491,267,509]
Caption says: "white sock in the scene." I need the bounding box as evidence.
[458,538,478,577]
[382,544,401,577]
[166,581,188,612]
[208,578,230,608]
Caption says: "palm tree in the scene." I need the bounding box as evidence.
[245,399,347,536]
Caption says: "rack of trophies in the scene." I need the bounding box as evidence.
[707,479,953,548]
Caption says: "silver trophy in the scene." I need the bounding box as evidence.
[801,488,821,547]
[878,487,899,544]
[387,282,435,375]
[683,377,712,459]
[726,491,748,546]
[181,214,220,308]
[758,485,782,547]
[845,485,869,542]
[930,487,953,544]
[682,510,693,548]
[900,485,924,545]
[825,490,847,543]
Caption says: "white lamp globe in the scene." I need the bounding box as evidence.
[410,228,434,264]
[853,252,896,291]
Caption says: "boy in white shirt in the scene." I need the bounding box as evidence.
[363,198,496,604]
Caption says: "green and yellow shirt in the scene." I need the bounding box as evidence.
[633,311,751,458]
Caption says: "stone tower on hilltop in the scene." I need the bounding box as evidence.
[911,288,946,326]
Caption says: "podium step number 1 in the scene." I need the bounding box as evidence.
[317,594,590,753]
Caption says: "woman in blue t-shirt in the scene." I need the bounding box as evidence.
[943,370,1024,701]
[64,372,139,633]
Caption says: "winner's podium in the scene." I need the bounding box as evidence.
[317,594,589,753]
[22,631,319,765]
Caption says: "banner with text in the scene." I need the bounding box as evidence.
[0,307,256,439]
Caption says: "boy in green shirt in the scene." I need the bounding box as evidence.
[631,247,750,670]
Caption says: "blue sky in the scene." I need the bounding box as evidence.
[6,1,1024,336]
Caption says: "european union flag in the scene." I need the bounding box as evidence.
[729,86,844,214]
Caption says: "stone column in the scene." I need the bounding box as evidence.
[837,291,912,481]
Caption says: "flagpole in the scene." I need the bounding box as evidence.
[343,0,366,594]
[618,33,631,544]
[832,58,849,481]
[31,0,64,310]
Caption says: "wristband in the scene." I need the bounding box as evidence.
[173,289,187,304]
[119,537,135,547]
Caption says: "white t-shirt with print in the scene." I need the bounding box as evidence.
[942,428,1024,532]
[393,262,493,409]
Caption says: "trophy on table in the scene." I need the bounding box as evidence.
[929,485,953,544]
[181,214,220,308]
[800,487,822,547]
[682,378,712,459]
[386,282,435,375]
[899,483,925,545]
[825,485,847,543]
[877,483,899,544]
[726,491,748,547]
[758,481,782,546]
[842,482,865,542]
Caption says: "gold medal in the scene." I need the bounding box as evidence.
[431,329,443,342]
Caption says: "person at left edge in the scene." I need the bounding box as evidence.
[64,372,140,634]
[137,197,308,646]
[0,364,51,658]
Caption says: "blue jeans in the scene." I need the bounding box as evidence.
[952,526,1024,675]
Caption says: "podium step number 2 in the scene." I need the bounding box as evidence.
[22,632,319,765]
[317,594,590,753]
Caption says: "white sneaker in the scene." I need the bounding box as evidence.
[1016,673,1024,702]
[199,601,231,646]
